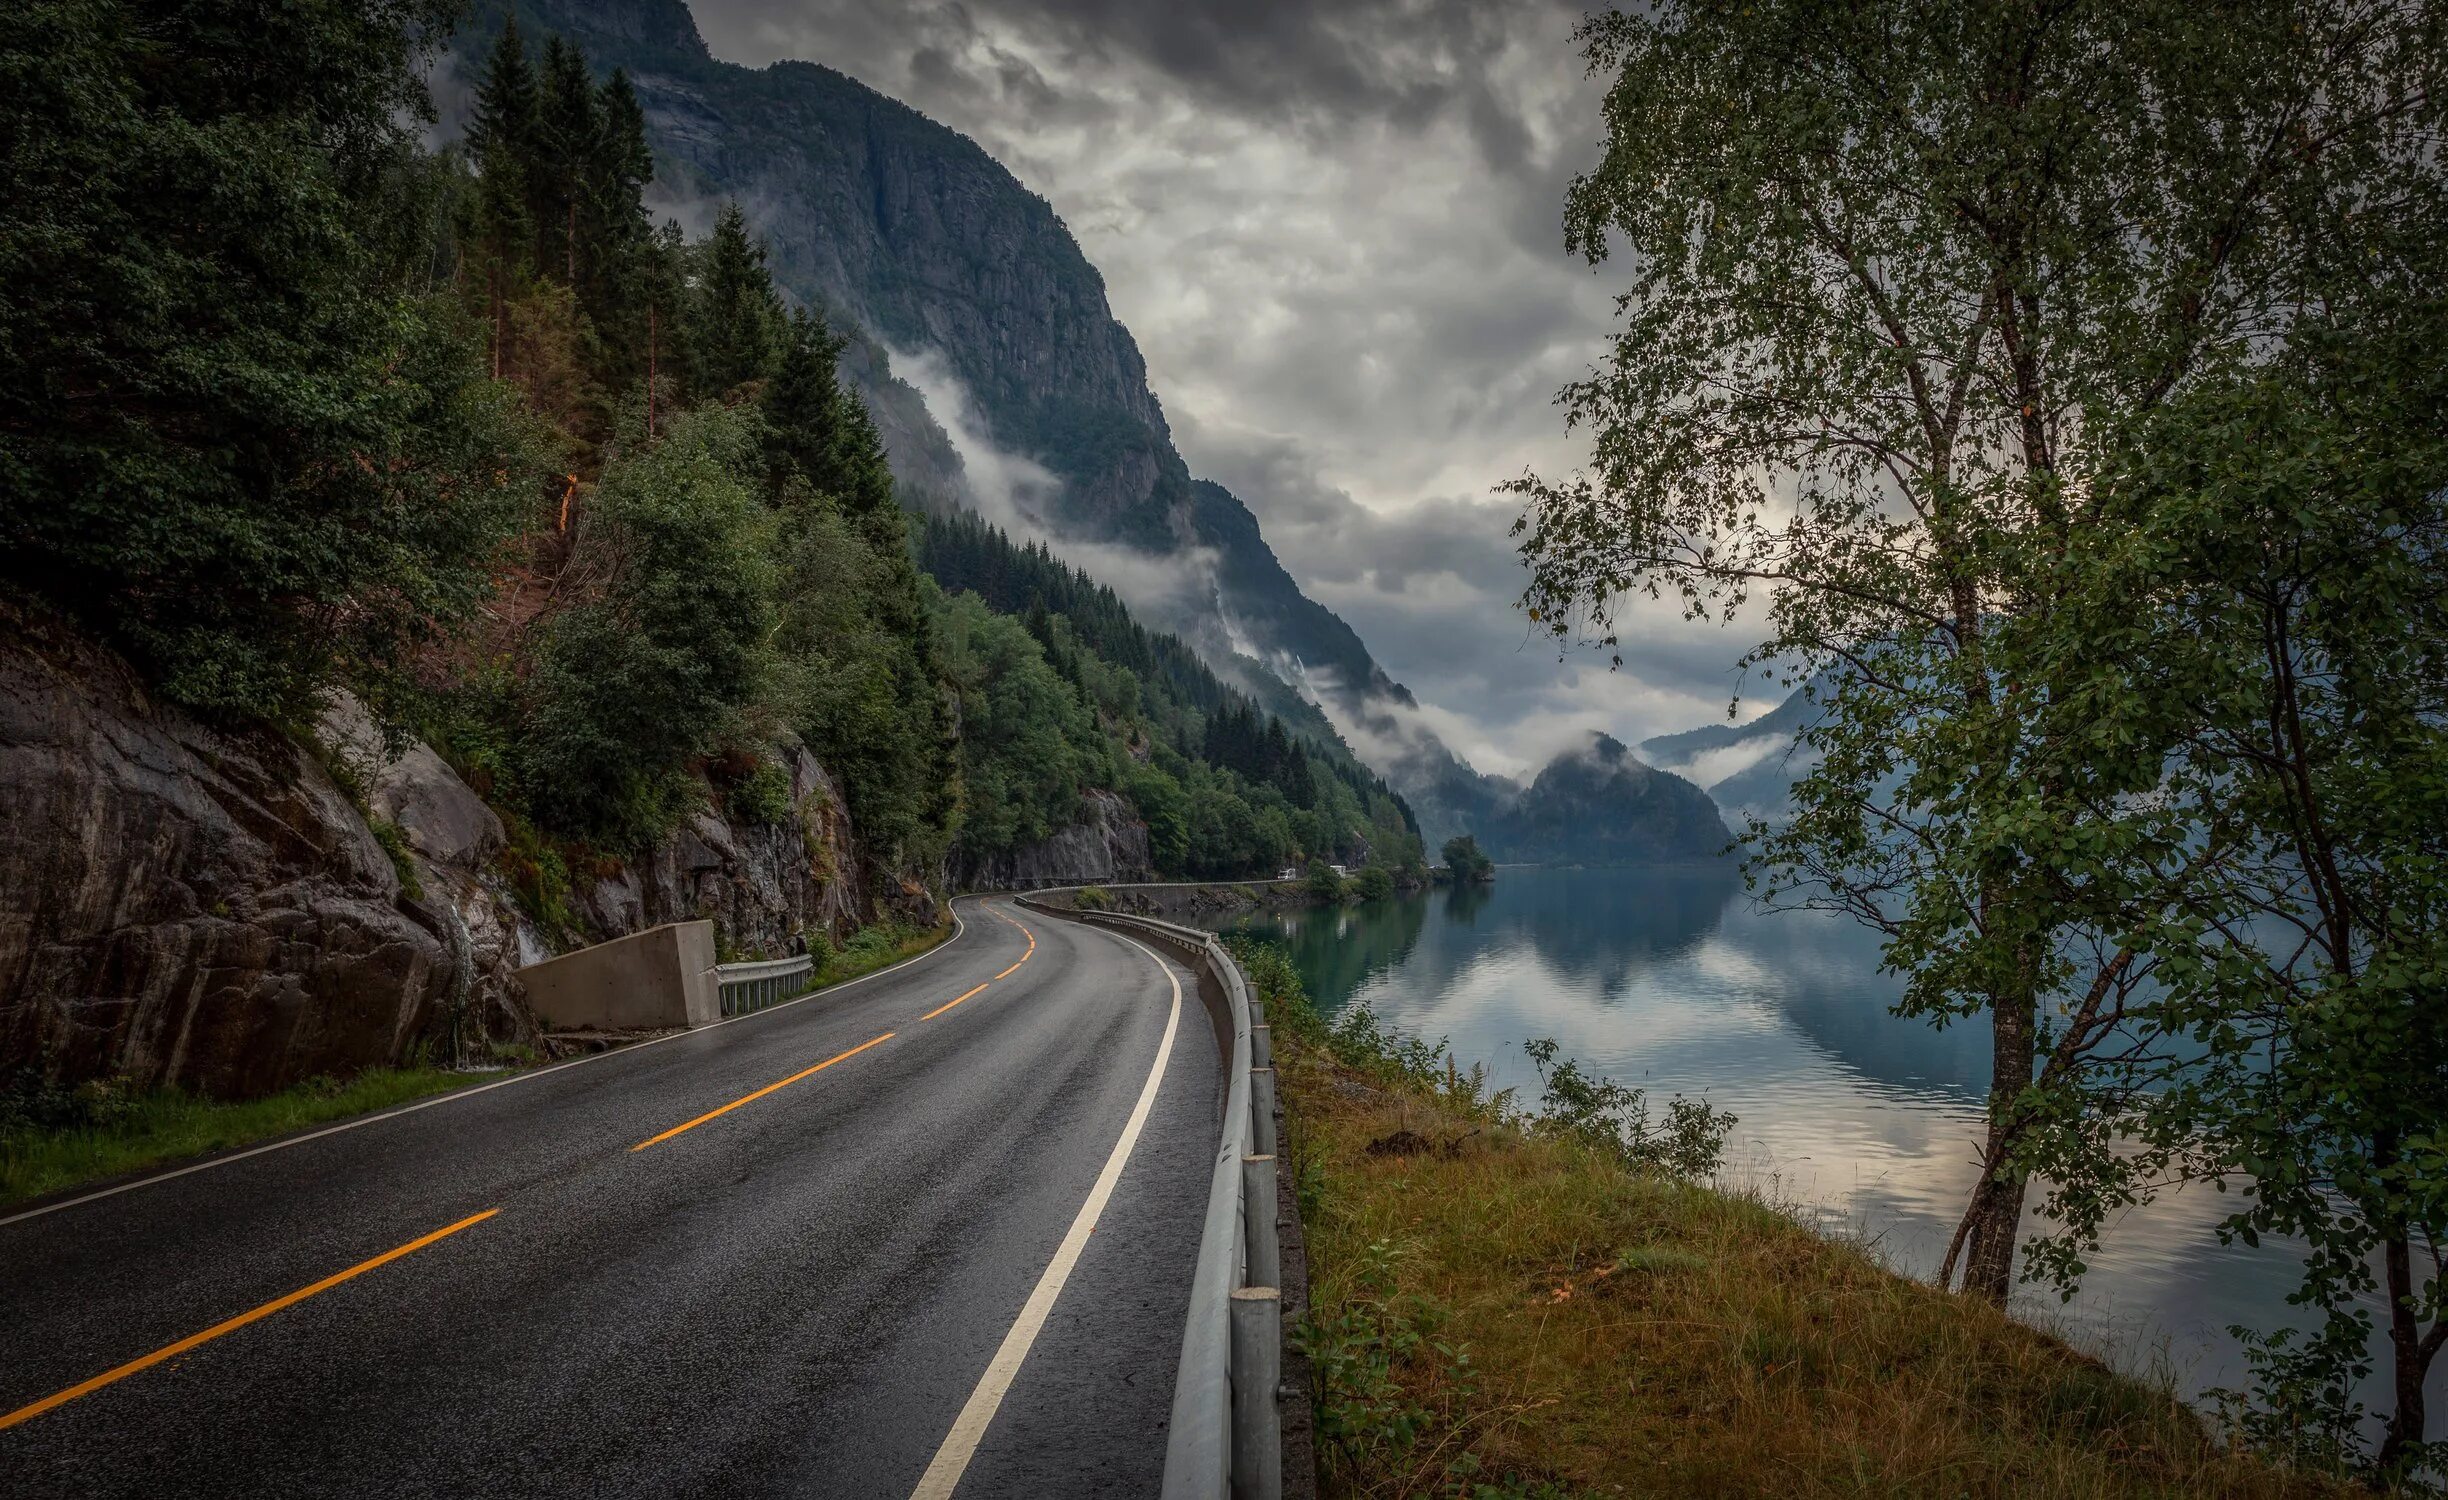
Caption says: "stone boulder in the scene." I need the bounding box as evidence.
[0,608,457,1097]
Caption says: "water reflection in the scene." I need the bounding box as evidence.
[1200,865,2441,1426]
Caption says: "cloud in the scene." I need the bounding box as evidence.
[689,0,1767,772]
[892,343,1228,626]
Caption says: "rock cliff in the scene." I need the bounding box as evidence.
[4,605,901,1098]
[0,606,463,1097]
[952,789,1155,891]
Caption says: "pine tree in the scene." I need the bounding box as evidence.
[760,306,850,502]
[582,68,657,372]
[464,16,539,375]
[687,201,779,396]
[534,35,601,286]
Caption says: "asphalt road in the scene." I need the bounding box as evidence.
[0,898,1217,1498]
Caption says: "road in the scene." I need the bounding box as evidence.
[0,898,1217,1498]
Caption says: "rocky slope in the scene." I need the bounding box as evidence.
[453,0,1478,835]
[2,604,892,1098]
[950,788,1155,891]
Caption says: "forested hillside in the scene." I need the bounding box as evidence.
[0,2,1414,912]
[442,0,1495,847]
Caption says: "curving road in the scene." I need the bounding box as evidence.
[0,898,1217,1498]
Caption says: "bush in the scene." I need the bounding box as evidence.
[517,410,775,844]
[1354,863,1396,901]
[1074,885,1111,911]
[1523,1036,1734,1182]
[1306,860,1349,901]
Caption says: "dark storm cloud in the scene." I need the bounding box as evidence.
[689,0,1771,769]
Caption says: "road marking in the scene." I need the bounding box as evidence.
[0,905,977,1230]
[629,1032,895,1151]
[921,985,989,1021]
[0,1208,500,1431]
[987,904,1036,979]
[909,932,1183,1499]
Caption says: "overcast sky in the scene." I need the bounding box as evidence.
[690,0,1767,777]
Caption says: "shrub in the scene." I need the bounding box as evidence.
[1074,885,1111,911]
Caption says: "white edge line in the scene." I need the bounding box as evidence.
[0,902,979,1230]
[908,929,1184,1500]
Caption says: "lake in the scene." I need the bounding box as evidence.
[1192,863,2439,1430]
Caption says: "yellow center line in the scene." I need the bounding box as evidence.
[630,1032,895,1151]
[0,1208,501,1432]
[921,984,990,1021]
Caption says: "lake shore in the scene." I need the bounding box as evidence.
[1241,940,2342,1498]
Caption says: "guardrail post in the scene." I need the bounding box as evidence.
[1241,1154,1279,1289]
[1229,1286,1283,1500]
[1250,1023,1272,1069]
[1250,1066,1278,1156]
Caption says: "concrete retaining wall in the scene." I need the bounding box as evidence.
[515,920,719,1031]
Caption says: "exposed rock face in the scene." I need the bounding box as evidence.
[0,611,457,1097]
[953,789,1155,891]
[319,696,541,1062]
[576,742,869,956]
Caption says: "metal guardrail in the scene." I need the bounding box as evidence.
[714,953,815,1017]
[1015,892,1284,1500]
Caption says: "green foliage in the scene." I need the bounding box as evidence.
[1072,885,1111,911]
[724,756,793,827]
[1299,1239,1488,1490]
[368,818,423,900]
[687,201,780,397]
[1522,1038,1733,1184]
[1441,835,1494,884]
[1354,863,1397,902]
[0,0,530,720]
[1307,860,1349,902]
[519,408,775,844]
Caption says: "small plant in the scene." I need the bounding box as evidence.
[1074,884,1111,911]
[1523,1037,1734,1182]
[367,816,423,900]
[724,754,794,827]
[1300,1240,1477,1485]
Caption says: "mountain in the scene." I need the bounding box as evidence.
[1480,734,1731,865]
[450,0,1475,835]
[1640,681,1824,826]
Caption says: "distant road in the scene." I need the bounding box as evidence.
[0,898,1216,1498]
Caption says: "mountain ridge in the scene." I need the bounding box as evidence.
[454,0,1449,814]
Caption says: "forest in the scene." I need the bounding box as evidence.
[0,1,1420,917]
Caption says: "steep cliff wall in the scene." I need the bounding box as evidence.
[0,608,464,1098]
[3,606,900,1099]
[952,789,1155,891]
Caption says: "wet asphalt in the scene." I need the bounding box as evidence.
[0,898,1217,1498]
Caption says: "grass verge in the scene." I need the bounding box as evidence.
[1235,940,2348,1500]
[0,1066,483,1209]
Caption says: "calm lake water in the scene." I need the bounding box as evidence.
[1194,864,2439,1429]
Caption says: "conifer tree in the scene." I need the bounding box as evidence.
[534,35,600,285]
[464,16,538,373]
[687,201,779,396]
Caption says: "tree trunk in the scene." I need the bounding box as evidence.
[2377,1234,2432,1473]
[1959,984,2037,1304]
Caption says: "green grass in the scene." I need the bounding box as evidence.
[0,1067,483,1208]
[809,918,951,989]
[1229,940,2352,1500]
